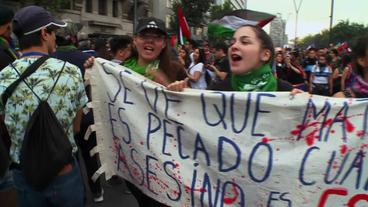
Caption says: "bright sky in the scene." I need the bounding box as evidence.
[247,0,368,39]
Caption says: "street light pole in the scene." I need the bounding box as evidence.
[293,0,304,48]
[329,0,335,45]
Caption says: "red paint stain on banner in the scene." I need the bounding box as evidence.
[223,182,239,205]
[184,185,207,193]
[340,145,348,155]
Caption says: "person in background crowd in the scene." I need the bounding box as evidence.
[53,26,90,75]
[0,6,87,206]
[274,52,288,81]
[335,36,368,98]
[0,6,17,207]
[185,39,197,62]
[202,41,215,84]
[177,45,191,69]
[0,6,18,71]
[207,42,230,84]
[340,54,354,91]
[203,41,215,65]
[109,35,132,64]
[317,47,327,58]
[208,25,293,92]
[330,48,341,70]
[52,25,104,203]
[310,54,333,96]
[187,47,208,89]
[94,38,111,60]
[78,32,96,56]
[330,49,343,94]
[286,51,307,91]
[121,17,186,207]
[302,47,317,82]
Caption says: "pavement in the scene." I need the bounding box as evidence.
[78,153,139,207]
[85,179,139,207]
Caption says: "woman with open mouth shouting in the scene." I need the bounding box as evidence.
[122,17,187,91]
[207,25,294,92]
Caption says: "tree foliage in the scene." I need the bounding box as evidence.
[209,0,233,21]
[169,0,211,31]
[299,20,368,49]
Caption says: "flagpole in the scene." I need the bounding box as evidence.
[329,0,335,45]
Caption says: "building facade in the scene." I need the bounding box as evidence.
[151,0,173,29]
[3,0,174,37]
[269,14,287,47]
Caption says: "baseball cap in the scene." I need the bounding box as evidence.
[13,6,67,36]
[135,17,167,36]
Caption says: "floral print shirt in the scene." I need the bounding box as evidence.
[0,57,88,163]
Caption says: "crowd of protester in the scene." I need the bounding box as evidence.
[0,4,368,207]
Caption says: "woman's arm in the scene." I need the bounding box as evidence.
[329,73,333,95]
[207,65,227,80]
[340,66,350,91]
[151,69,171,86]
[309,73,315,93]
[187,71,202,82]
[287,63,302,74]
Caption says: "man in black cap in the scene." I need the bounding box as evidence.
[0,6,87,206]
[0,6,17,71]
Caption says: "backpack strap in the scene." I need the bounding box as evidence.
[45,61,67,101]
[1,56,49,106]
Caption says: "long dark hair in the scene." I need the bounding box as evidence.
[179,47,191,68]
[194,47,206,64]
[352,36,368,77]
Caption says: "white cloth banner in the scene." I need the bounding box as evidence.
[87,58,368,207]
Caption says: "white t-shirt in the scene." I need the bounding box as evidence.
[188,62,207,89]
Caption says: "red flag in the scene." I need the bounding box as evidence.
[177,5,191,41]
[170,34,177,48]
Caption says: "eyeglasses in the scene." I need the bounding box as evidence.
[137,33,166,42]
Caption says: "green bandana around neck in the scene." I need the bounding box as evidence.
[231,64,277,92]
[56,45,77,52]
[123,57,160,80]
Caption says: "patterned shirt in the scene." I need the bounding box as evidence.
[311,64,332,84]
[0,57,88,163]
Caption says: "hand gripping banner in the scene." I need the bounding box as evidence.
[86,58,368,207]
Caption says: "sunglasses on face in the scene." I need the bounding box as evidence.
[137,33,166,41]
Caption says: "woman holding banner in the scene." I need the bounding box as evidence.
[334,36,368,98]
[84,17,185,207]
[121,17,187,207]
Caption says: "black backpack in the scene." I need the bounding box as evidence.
[0,122,10,178]
[2,56,73,189]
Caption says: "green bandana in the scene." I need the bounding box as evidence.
[123,57,160,80]
[231,64,277,91]
[56,45,77,52]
